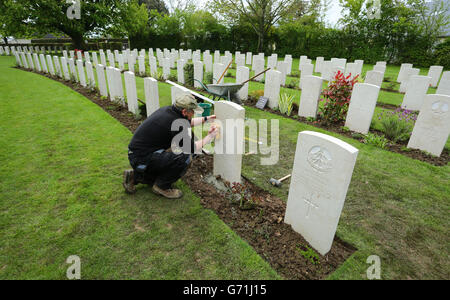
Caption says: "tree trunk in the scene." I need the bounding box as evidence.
[3,37,8,45]
[70,32,85,50]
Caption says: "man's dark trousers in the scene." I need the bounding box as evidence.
[128,150,192,190]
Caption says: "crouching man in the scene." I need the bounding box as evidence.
[123,93,218,199]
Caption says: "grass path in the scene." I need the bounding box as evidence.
[0,56,279,279]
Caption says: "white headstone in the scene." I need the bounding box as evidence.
[162,58,170,79]
[373,64,386,74]
[77,59,87,87]
[46,55,55,75]
[26,53,35,70]
[114,68,125,105]
[77,51,83,60]
[60,57,70,81]
[85,52,91,63]
[315,57,324,73]
[213,62,225,84]
[298,76,324,118]
[246,52,252,65]
[144,77,160,117]
[285,55,293,75]
[138,55,146,76]
[124,71,139,115]
[20,53,28,69]
[354,60,364,77]
[236,66,250,102]
[53,56,62,78]
[204,53,213,73]
[96,65,108,97]
[407,94,450,156]
[401,75,431,110]
[285,131,358,255]
[100,51,107,67]
[364,70,384,87]
[436,71,450,96]
[264,70,282,109]
[105,66,116,100]
[117,54,124,71]
[39,54,48,73]
[345,62,360,79]
[68,58,77,82]
[397,63,413,83]
[85,62,96,88]
[194,61,204,89]
[267,55,277,70]
[149,56,157,77]
[254,58,265,82]
[213,101,245,184]
[399,68,420,93]
[321,60,332,81]
[33,54,41,72]
[92,52,98,68]
[428,66,444,88]
[345,83,380,134]
[177,59,186,84]
[299,63,314,89]
[276,61,288,86]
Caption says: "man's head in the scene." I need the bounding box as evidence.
[175,93,201,120]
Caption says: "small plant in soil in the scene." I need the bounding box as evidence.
[168,73,177,82]
[184,62,194,86]
[341,126,350,132]
[318,71,358,126]
[70,73,77,83]
[297,244,320,265]
[224,181,262,210]
[278,93,295,116]
[87,80,96,92]
[377,108,416,143]
[363,132,389,149]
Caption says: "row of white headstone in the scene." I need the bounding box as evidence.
[13,50,161,119]
[9,47,450,156]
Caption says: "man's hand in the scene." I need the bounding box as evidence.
[206,115,216,122]
[208,124,219,138]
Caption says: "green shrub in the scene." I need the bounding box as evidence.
[278,93,295,116]
[318,71,358,125]
[204,72,213,85]
[363,133,389,149]
[377,108,416,142]
[435,38,450,69]
[184,62,194,86]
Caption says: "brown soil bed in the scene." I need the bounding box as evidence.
[245,96,449,166]
[17,67,356,279]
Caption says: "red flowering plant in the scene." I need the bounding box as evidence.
[318,71,359,126]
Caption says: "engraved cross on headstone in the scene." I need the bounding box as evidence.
[303,193,319,218]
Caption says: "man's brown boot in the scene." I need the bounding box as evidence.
[123,169,136,194]
[152,185,183,199]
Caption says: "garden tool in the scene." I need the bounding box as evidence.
[269,174,291,188]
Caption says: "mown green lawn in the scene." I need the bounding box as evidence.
[0,56,279,280]
[3,53,449,280]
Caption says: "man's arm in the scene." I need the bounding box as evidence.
[191,115,216,127]
[195,125,218,152]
